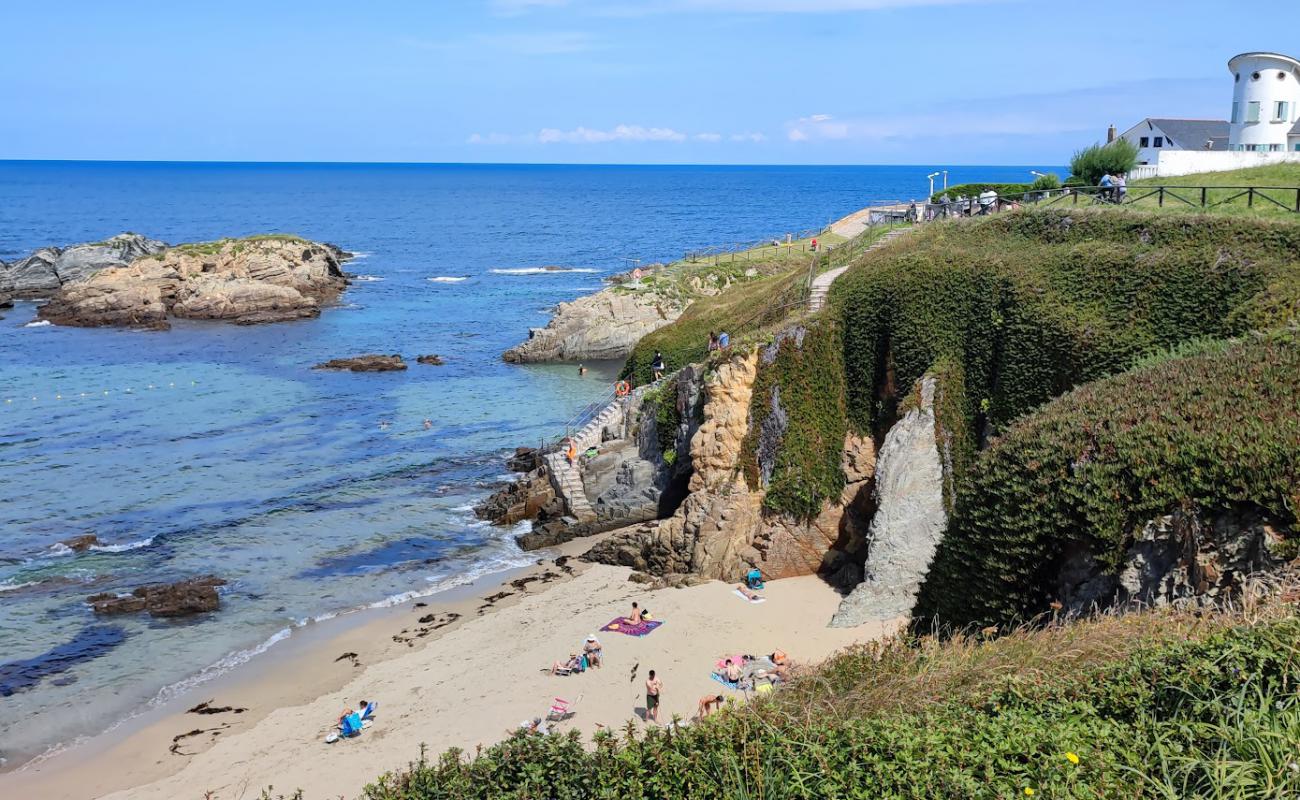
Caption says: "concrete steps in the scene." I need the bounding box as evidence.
[809,227,911,312]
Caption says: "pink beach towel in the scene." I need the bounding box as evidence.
[715,654,747,670]
[600,617,663,637]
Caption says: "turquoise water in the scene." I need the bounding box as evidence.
[0,161,1057,767]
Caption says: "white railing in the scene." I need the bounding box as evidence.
[1128,165,1159,180]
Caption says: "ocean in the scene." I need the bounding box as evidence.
[0,160,1058,768]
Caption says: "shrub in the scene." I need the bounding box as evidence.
[1068,139,1139,185]
[931,182,1031,203]
[1030,172,1062,191]
[915,332,1300,628]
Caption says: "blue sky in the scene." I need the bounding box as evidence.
[2,0,1297,164]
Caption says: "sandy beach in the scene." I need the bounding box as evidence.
[3,532,898,800]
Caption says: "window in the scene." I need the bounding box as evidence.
[1232,102,1240,123]
[1153,136,1163,148]
[1139,136,1149,147]
[1274,101,1290,122]
[1295,143,1300,152]
[1269,144,1283,152]
[1247,101,1261,123]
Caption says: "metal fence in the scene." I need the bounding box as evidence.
[922,184,1300,217]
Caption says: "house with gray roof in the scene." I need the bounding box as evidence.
[1119,118,1230,166]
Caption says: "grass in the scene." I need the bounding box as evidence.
[1126,163,1300,216]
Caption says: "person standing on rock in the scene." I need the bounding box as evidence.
[651,352,665,381]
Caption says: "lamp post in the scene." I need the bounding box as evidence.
[942,170,948,190]
[927,171,941,199]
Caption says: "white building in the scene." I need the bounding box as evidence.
[1118,51,1300,177]
[1227,52,1300,152]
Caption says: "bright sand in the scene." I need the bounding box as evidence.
[4,538,899,800]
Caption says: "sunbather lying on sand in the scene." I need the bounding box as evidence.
[735,584,762,601]
[713,658,743,683]
[550,653,582,675]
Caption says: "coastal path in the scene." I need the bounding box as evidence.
[809,226,911,312]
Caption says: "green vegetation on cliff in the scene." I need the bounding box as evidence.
[360,600,1300,799]
[832,209,1300,473]
[740,322,847,519]
[916,332,1300,627]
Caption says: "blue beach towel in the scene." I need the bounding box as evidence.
[711,673,742,691]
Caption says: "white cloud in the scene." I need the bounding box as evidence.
[694,132,723,142]
[467,132,518,144]
[538,125,689,143]
[730,132,767,142]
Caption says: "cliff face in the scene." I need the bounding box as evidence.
[38,237,350,330]
[583,351,880,584]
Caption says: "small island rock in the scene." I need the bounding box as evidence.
[416,354,444,366]
[314,354,407,372]
[88,575,227,618]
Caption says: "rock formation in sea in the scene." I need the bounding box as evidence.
[87,576,226,618]
[314,354,408,372]
[416,354,445,365]
[501,265,767,364]
[0,233,168,298]
[27,235,351,329]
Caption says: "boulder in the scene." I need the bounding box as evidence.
[831,376,947,627]
[503,289,678,363]
[506,447,542,473]
[37,236,349,329]
[475,468,557,526]
[60,534,101,553]
[416,354,445,366]
[0,233,168,298]
[88,576,226,618]
[314,354,407,372]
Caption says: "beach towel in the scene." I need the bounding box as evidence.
[733,588,766,604]
[715,654,748,670]
[600,617,663,637]
[711,673,742,690]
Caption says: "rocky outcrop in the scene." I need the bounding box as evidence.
[88,576,226,618]
[1057,507,1293,614]
[416,354,445,366]
[37,236,349,330]
[476,468,559,527]
[0,233,168,298]
[831,377,947,627]
[60,534,101,553]
[503,289,678,363]
[314,354,407,372]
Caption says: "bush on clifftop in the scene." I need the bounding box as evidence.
[915,332,1300,628]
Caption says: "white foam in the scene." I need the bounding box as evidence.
[348,251,373,259]
[24,320,52,328]
[352,275,384,282]
[148,627,294,708]
[450,503,477,512]
[427,276,469,283]
[0,580,40,593]
[89,536,155,553]
[490,267,599,275]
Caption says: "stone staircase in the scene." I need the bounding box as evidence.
[808,227,911,312]
[543,397,631,523]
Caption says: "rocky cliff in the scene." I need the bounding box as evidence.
[0,233,168,298]
[37,236,351,329]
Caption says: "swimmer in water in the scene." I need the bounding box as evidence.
[379,420,391,430]
[578,364,587,376]
[423,419,433,430]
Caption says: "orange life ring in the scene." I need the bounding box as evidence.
[615,380,631,397]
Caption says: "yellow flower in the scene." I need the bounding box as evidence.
[1066,752,1080,765]
[1024,789,1035,796]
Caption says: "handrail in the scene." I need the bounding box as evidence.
[924,184,1300,214]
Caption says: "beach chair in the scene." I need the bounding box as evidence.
[547,694,581,722]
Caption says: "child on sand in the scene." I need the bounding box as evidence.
[697,694,725,719]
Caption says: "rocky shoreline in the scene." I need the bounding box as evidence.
[1,233,354,330]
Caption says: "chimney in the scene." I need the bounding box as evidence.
[1107,124,1117,143]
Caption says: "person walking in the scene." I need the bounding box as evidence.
[651,351,665,381]
[645,669,662,724]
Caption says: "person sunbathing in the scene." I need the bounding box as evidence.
[697,694,725,719]
[583,635,603,668]
[628,602,643,624]
[713,658,743,683]
[551,653,582,675]
[735,584,762,601]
